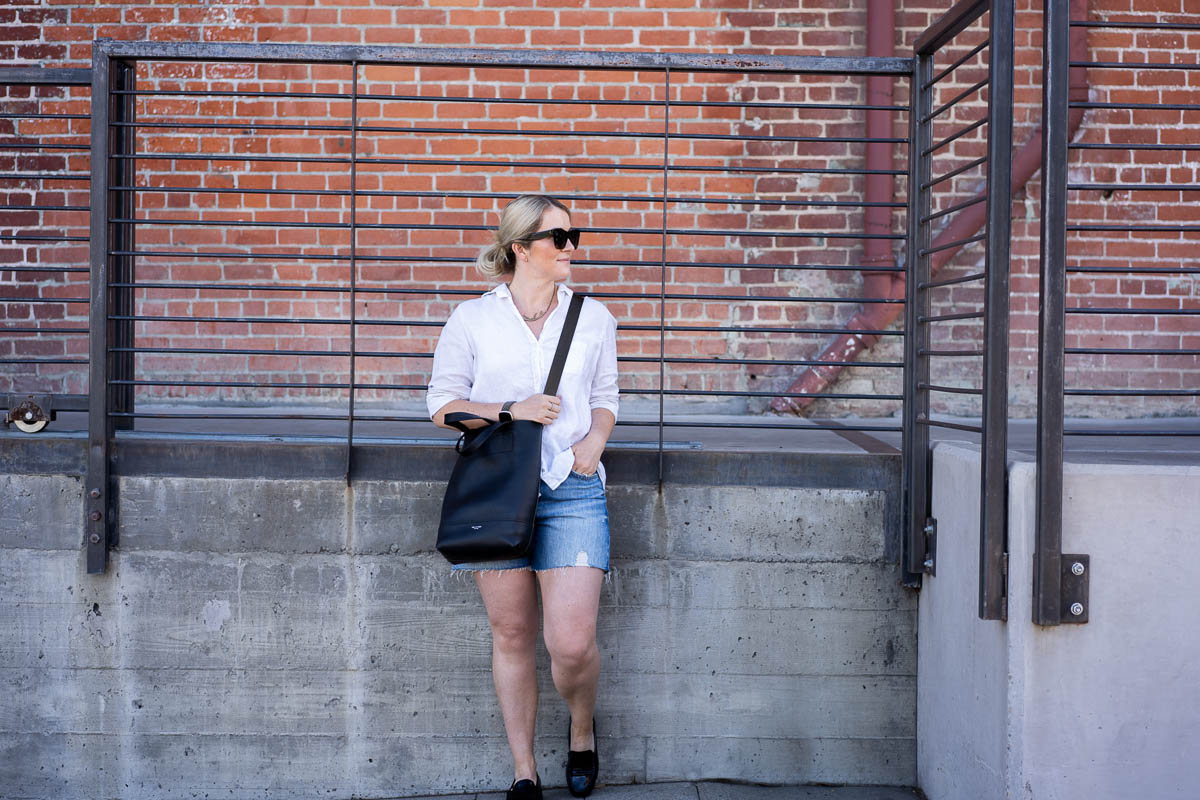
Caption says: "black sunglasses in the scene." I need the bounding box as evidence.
[523,227,581,250]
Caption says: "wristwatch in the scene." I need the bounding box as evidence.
[499,401,515,423]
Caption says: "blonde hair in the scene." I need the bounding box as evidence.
[476,194,571,279]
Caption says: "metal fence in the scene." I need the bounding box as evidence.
[0,67,91,430]
[1034,10,1200,625]
[903,0,1013,611]
[71,42,914,572]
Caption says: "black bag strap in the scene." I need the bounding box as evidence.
[543,292,585,396]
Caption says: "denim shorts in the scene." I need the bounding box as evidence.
[450,470,610,573]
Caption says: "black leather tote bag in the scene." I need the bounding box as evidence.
[435,293,584,564]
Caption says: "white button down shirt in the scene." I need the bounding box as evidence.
[426,282,620,489]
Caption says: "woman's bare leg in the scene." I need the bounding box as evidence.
[538,566,604,751]
[476,569,541,782]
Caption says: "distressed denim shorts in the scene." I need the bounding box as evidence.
[451,470,610,573]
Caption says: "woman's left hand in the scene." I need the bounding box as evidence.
[570,432,605,476]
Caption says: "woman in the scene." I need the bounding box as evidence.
[426,195,619,800]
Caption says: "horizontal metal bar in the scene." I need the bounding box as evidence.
[924,39,990,89]
[916,417,984,433]
[1063,428,1200,436]
[618,323,904,336]
[1069,184,1200,192]
[111,281,347,294]
[1065,265,1200,274]
[919,349,984,357]
[919,384,984,395]
[1066,348,1200,356]
[0,235,90,243]
[635,421,903,431]
[0,204,89,213]
[120,150,908,177]
[112,216,350,230]
[0,142,90,151]
[920,78,989,125]
[110,411,350,421]
[114,248,349,262]
[0,267,89,273]
[112,183,909,210]
[919,194,986,224]
[362,121,909,146]
[921,156,988,189]
[114,346,352,358]
[0,358,88,364]
[0,67,91,86]
[919,310,985,323]
[1070,20,1200,31]
[0,297,88,304]
[621,389,904,400]
[1069,142,1200,151]
[0,327,88,334]
[1065,389,1200,396]
[1068,224,1200,233]
[1070,101,1200,113]
[1065,307,1200,315]
[921,117,988,157]
[918,270,986,289]
[1071,60,1200,71]
[920,232,986,255]
[0,113,89,120]
[111,379,350,389]
[117,86,910,113]
[622,356,903,368]
[111,314,355,326]
[97,41,914,75]
[0,173,88,181]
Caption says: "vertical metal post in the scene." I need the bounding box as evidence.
[902,52,934,580]
[658,67,670,488]
[1034,0,1071,625]
[85,46,114,574]
[347,61,358,483]
[112,59,136,433]
[979,0,1015,620]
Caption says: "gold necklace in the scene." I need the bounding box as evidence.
[517,292,555,322]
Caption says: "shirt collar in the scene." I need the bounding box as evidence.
[487,282,572,302]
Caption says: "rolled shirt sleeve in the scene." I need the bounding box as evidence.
[426,306,474,419]
[589,309,619,422]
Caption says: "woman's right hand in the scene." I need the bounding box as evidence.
[511,393,561,425]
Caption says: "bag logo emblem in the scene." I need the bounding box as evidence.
[470,525,483,530]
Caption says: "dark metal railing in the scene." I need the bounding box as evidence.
[77,41,913,572]
[1034,12,1200,625]
[904,0,1013,615]
[0,67,92,431]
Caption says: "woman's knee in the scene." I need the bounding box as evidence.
[544,628,598,668]
[490,616,538,653]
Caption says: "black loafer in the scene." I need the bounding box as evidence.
[506,774,542,800]
[566,717,598,797]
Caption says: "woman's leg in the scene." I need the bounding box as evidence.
[476,569,541,782]
[538,566,605,751]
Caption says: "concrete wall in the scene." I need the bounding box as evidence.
[919,443,1200,800]
[0,437,915,799]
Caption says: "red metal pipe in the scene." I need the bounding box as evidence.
[772,0,1090,414]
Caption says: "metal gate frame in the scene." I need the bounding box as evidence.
[902,0,1014,619]
[83,40,913,573]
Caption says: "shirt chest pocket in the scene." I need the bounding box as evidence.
[561,331,599,384]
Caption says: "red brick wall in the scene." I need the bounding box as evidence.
[2,0,1197,424]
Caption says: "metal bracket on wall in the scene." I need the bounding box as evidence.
[1060,554,1089,624]
[923,517,937,576]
